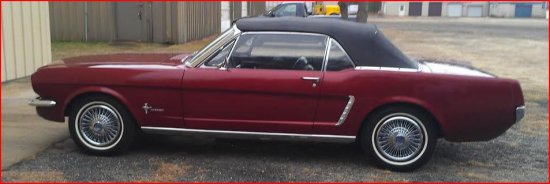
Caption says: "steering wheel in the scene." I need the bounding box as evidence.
[293,56,313,70]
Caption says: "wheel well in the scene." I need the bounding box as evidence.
[357,102,444,140]
[64,92,121,116]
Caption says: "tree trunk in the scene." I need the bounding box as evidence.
[356,2,369,23]
[338,2,349,20]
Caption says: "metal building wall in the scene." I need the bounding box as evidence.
[2,2,52,82]
[49,2,85,41]
[247,2,266,17]
[174,2,221,43]
[50,2,114,41]
[85,3,115,42]
[151,2,174,43]
[50,2,221,44]
[230,2,242,21]
[383,2,409,16]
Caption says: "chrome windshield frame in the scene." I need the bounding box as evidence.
[185,25,242,68]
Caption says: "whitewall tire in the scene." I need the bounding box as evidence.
[361,106,437,171]
[68,95,136,155]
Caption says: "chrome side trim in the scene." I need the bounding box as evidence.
[29,98,56,107]
[355,66,419,72]
[141,127,356,143]
[241,31,328,37]
[335,95,355,126]
[516,106,525,123]
[322,37,331,71]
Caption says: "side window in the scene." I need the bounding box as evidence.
[228,33,327,71]
[326,39,355,71]
[274,4,297,17]
[203,40,235,67]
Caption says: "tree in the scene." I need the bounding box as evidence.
[356,2,369,23]
[338,2,349,20]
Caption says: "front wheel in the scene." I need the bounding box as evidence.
[68,95,136,155]
[360,106,437,171]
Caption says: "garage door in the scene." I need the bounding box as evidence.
[447,4,463,17]
[467,6,482,17]
[408,2,422,16]
[428,3,442,16]
[515,4,532,17]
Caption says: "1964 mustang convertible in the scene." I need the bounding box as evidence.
[30,18,524,171]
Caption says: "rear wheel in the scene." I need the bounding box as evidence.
[68,95,136,155]
[360,106,437,171]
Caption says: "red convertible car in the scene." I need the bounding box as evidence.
[30,18,525,171]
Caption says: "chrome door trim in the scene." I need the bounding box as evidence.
[355,66,419,72]
[335,95,355,126]
[141,126,356,143]
[322,36,331,72]
[301,76,320,82]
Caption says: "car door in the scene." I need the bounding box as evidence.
[313,39,358,135]
[181,32,329,134]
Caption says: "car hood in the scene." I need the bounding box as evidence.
[57,53,191,67]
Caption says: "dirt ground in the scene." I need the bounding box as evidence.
[2,17,548,182]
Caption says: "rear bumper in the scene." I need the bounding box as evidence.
[29,97,56,107]
[516,106,525,123]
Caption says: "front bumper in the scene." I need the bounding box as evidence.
[29,97,65,122]
[516,106,525,123]
[29,97,56,107]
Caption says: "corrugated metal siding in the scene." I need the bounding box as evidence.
[152,2,172,43]
[2,2,52,82]
[247,2,266,17]
[50,2,85,41]
[50,2,114,42]
[230,2,242,21]
[50,2,221,44]
[87,3,115,42]
[176,2,221,43]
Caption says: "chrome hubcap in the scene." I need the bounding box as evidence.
[375,116,424,162]
[78,104,121,147]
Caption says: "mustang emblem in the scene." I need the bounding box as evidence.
[142,103,164,114]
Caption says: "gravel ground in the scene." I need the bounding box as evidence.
[2,17,548,182]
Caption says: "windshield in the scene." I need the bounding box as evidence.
[185,26,239,67]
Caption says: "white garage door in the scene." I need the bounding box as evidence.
[467,6,482,17]
[448,4,463,17]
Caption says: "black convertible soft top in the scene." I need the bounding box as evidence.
[235,17,418,69]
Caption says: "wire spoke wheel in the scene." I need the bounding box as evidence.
[374,115,426,163]
[77,103,122,148]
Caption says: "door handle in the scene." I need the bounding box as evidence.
[301,77,320,82]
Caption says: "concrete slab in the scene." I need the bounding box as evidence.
[2,78,69,169]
